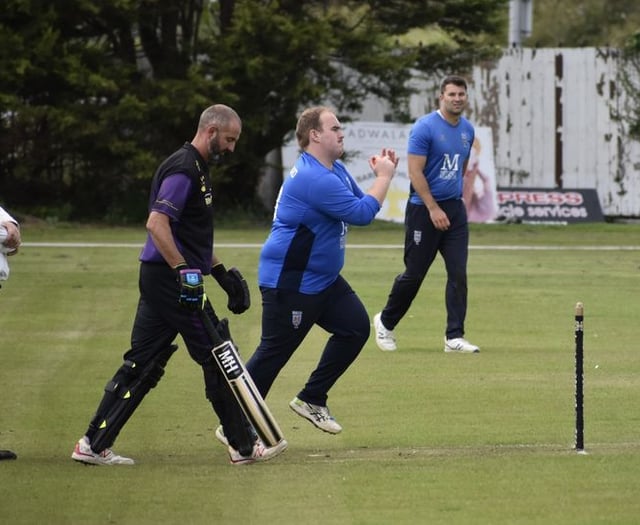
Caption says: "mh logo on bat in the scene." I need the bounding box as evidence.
[213,344,242,380]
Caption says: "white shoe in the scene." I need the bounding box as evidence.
[289,397,342,434]
[444,337,480,353]
[373,312,397,351]
[71,436,135,466]
[228,438,288,465]
[215,425,229,447]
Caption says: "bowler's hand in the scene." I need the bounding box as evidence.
[383,148,400,168]
[369,148,398,179]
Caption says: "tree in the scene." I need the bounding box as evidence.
[209,0,508,209]
[1,0,221,221]
[526,0,640,47]
[1,0,508,221]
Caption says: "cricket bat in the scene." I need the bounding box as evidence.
[200,309,285,447]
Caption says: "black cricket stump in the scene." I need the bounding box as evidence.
[574,302,585,453]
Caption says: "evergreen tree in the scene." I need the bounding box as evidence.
[1,0,507,221]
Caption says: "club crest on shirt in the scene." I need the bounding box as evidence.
[291,310,302,329]
[461,132,471,151]
[413,230,422,245]
[200,174,213,205]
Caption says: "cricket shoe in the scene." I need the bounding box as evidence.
[215,425,229,447]
[289,397,342,434]
[373,312,397,351]
[444,337,480,353]
[228,438,288,465]
[71,436,135,466]
[216,425,262,449]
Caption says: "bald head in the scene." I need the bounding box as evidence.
[198,104,241,131]
[192,104,242,162]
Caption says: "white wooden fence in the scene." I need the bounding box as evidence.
[359,48,640,217]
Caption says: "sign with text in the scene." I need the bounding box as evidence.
[496,188,604,223]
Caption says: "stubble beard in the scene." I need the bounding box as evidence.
[208,138,224,165]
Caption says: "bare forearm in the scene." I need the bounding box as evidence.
[367,175,393,205]
[409,172,438,210]
[146,212,185,268]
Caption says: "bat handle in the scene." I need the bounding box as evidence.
[199,304,224,346]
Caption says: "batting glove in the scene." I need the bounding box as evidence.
[175,264,205,311]
[211,263,251,314]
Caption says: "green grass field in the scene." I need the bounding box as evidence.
[1,221,639,524]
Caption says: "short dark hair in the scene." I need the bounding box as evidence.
[295,106,333,149]
[440,75,468,93]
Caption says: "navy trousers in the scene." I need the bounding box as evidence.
[380,199,469,340]
[246,275,369,406]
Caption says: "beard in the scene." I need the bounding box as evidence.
[207,139,226,166]
[446,102,465,115]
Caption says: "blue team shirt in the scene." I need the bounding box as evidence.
[407,111,475,204]
[259,151,381,294]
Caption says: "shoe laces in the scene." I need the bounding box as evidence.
[377,325,395,341]
[307,403,333,422]
[252,442,267,458]
[380,331,395,342]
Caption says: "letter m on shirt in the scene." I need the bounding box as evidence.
[442,154,460,171]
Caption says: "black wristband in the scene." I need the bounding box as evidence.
[173,262,188,274]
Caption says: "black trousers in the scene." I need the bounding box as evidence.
[380,199,469,340]
[86,263,255,455]
[246,275,369,407]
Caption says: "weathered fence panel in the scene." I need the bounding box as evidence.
[359,48,640,217]
[468,47,639,217]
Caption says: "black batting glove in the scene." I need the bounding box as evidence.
[211,263,251,314]
[174,263,205,311]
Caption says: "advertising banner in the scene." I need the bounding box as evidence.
[496,188,604,223]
